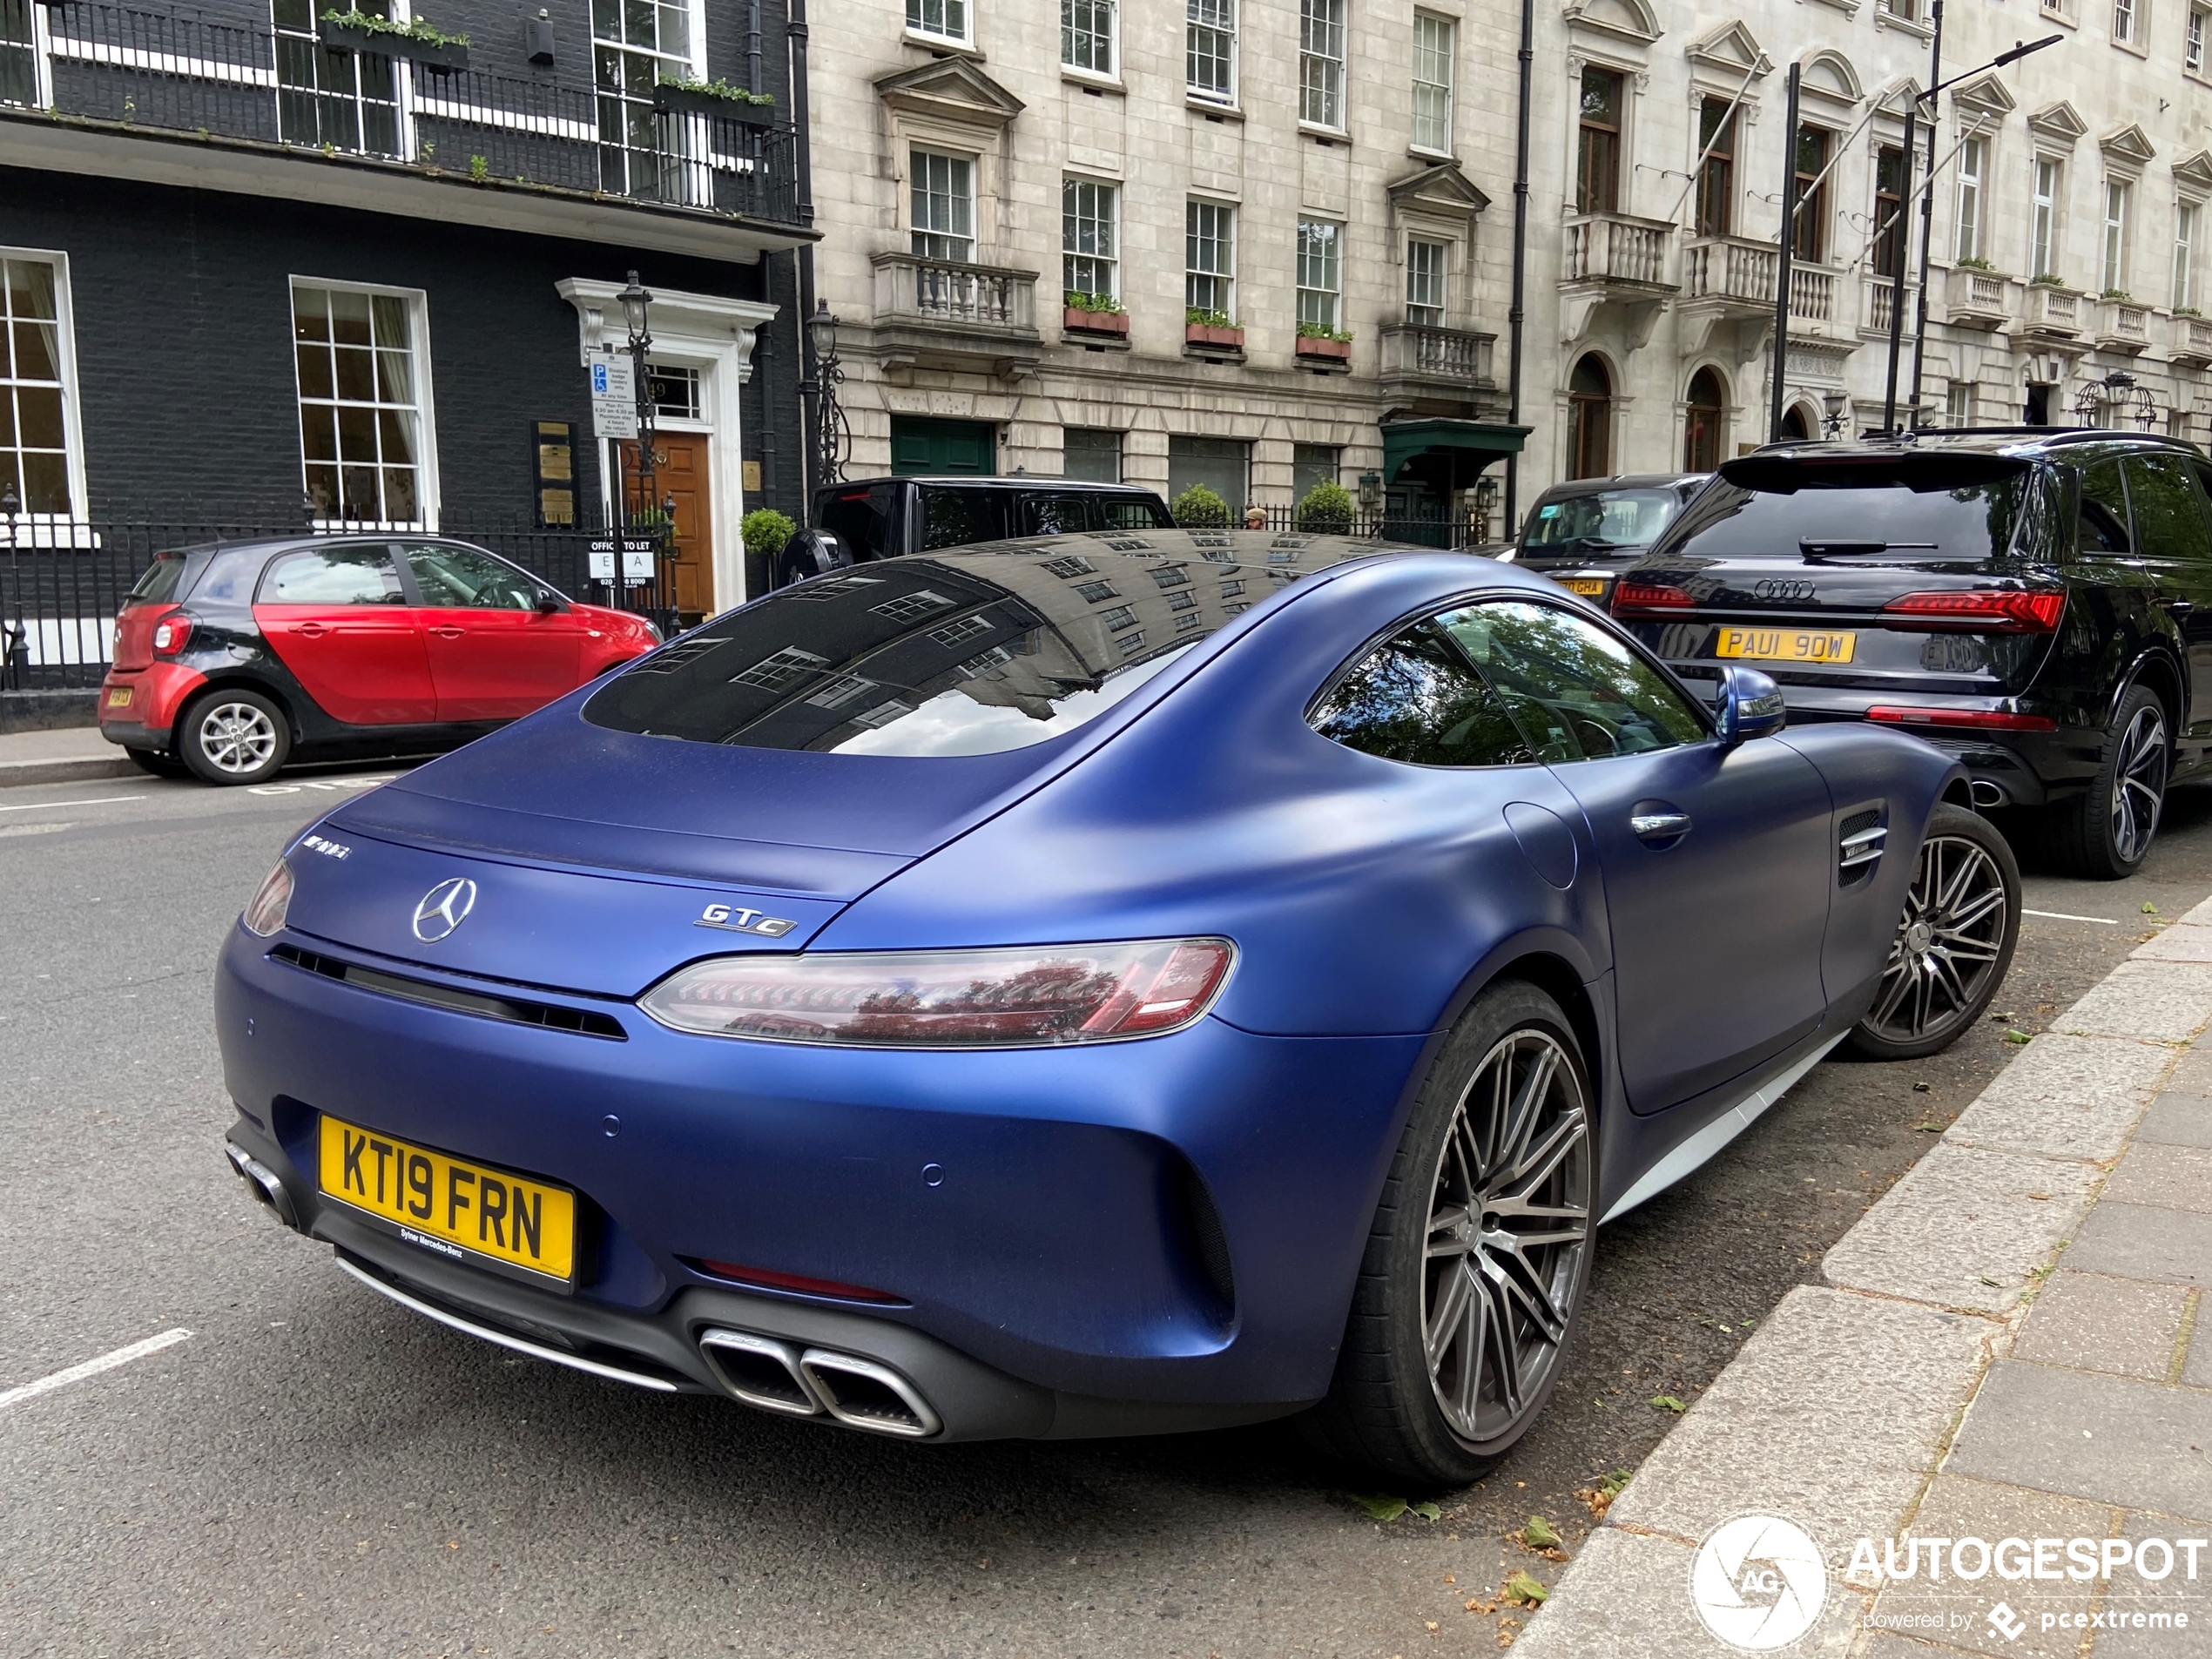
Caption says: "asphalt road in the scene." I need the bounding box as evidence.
[3,765,2209,1659]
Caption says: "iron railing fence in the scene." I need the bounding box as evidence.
[1185,504,1498,550]
[12,0,799,225]
[0,517,673,690]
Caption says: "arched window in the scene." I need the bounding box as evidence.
[1683,368,1725,472]
[1568,354,1612,479]
[1778,405,1811,442]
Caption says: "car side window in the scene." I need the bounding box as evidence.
[1311,617,1535,767]
[2124,455,2212,563]
[2076,461,2133,556]
[1101,496,1174,530]
[1444,600,1705,763]
[920,488,1002,550]
[258,544,406,605]
[1021,493,1101,536]
[402,543,543,610]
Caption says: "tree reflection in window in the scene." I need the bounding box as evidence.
[1311,620,1533,766]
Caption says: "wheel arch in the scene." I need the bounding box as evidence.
[2114,647,2185,741]
[172,672,303,745]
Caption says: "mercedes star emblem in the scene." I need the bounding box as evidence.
[411,878,478,943]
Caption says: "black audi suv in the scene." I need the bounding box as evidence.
[1610,429,2212,879]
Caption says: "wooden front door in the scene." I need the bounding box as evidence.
[621,432,712,617]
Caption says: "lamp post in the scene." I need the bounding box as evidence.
[803,300,848,497]
[1822,390,1848,438]
[2075,368,2155,430]
[617,270,656,544]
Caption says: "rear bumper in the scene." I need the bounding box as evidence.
[216,923,1428,1428]
[96,663,206,748]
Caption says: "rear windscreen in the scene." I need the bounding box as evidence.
[1523,489,1682,550]
[126,551,201,605]
[1656,471,2031,564]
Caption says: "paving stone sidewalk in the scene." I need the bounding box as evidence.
[1513,900,2212,1657]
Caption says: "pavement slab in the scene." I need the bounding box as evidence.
[1940,1032,2174,1163]
[2064,1200,2212,1289]
[2011,1271,2193,1382]
[2133,924,2212,963]
[2057,961,2212,1043]
[2139,1092,2212,1149]
[2094,1508,2212,1658]
[1939,1360,2212,1523]
[2102,1140,2212,1215]
[2161,1047,2212,1098]
[1822,1143,2101,1315]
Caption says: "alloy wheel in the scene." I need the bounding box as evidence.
[1864,834,2012,1046]
[196,700,279,775]
[2108,703,2167,865]
[1422,1029,1591,1445]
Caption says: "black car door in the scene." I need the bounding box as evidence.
[1447,598,1835,1115]
[2123,452,2212,738]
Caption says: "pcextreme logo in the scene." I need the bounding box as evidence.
[1690,1513,1830,1650]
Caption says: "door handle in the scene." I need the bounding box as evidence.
[292,622,329,638]
[428,625,467,639]
[1630,811,1693,844]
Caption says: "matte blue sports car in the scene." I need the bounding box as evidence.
[217,528,2018,1483]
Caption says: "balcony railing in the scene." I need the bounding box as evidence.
[1563,212,1674,287]
[1683,236,1777,307]
[2025,285,2081,334]
[2175,316,2212,367]
[870,252,1038,334]
[1379,321,1494,385]
[1866,277,1922,333]
[0,0,800,226]
[2103,301,2150,347]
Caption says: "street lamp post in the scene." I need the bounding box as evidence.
[617,269,656,540]
[804,300,848,498]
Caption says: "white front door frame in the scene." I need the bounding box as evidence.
[556,277,778,611]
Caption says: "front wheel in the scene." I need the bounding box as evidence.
[1305,981,1595,1485]
[2049,684,2168,880]
[177,689,291,786]
[1845,804,2020,1062]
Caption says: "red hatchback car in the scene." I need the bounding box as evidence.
[98,536,661,785]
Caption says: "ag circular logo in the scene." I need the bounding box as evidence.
[1689,1513,1829,1650]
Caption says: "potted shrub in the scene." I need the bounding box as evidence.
[1062,291,1128,336]
[741,508,796,564]
[1294,481,1356,535]
[2028,272,2068,287]
[319,8,471,71]
[1295,322,1353,363]
[652,76,778,128]
[1170,484,1232,529]
[1184,307,1244,350]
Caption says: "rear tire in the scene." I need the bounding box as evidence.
[1845,804,2020,1062]
[123,746,185,779]
[177,689,290,786]
[2047,683,2168,880]
[1305,981,1595,1486]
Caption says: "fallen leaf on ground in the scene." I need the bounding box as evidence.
[1649,1394,1688,1413]
[1503,1571,1548,1607]
[1349,1494,1407,1521]
[1518,1516,1561,1551]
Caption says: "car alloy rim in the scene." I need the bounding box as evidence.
[198,701,277,774]
[2109,704,2167,864]
[1865,834,2009,1044]
[1422,1028,1591,1446]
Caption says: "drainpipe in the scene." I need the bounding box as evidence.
[788,0,819,525]
[1504,0,1532,536]
[745,0,761,96]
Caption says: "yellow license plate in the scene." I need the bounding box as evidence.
[1714,626,1857,664]
[105,687,132,708]
[319,1115,576,1282]
[1554,577,1608,597]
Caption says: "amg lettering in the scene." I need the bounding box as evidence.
[370,1139,395,1204]
[405,1153,433,1219]
[341,1130,366,1195]
[477,1177,508,1248]
[447,1166,475,1231]
[512,1188,543,1260]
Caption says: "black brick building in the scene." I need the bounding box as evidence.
[0,0,814,624]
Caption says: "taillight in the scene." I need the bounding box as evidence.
[639,939,1236,1048]
[242,859,293,937]
[1879,590,2065,633]
[1865,706,2058,731]
[151,608,198,656]
[1611,580,1697,617]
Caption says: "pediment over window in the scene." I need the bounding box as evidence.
[1875,77,1925,114]
[1949,73,2015,118]
[1389,160,1491,217]
[1797,50,1864,111]
[2175,150,2212,192]
[2027,101,2088,147]
[1561,0,1662,47]
[1686,21,1770,78]
[873,59,1025,130]
[2101,123,2158,166]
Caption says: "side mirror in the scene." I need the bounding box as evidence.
[1714,664,1787,745]
[776,529,852,589]
[535,590,567,614]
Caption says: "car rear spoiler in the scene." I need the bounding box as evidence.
[1718,452,2033,495]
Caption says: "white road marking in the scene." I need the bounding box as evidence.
[2022,908,2121,925]
[0,794,143,814]
[0,1328,193,1413]
[246,775,395,797]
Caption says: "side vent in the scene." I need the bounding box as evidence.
[1175,1161,1237,1318]
[1838,808,1886,885]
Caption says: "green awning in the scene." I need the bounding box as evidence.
[1380,418,1532,483]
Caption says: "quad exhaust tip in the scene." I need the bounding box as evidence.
[698,1327,941,1439]
[225,1141,300,1231]
[1969,779,2008,809]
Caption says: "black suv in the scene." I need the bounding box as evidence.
[1610,429,2212,879]
[779,476,1174,587]
[1506,471,1710,607]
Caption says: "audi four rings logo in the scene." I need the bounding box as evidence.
[1753,578,1817,602]
[411,878,478,943]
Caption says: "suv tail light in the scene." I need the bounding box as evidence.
[640,939,1236,1048]
[151,607,198,656]
[1865,706,2058,732]
[1610,580,1697,617]
[1879,590,2065,633]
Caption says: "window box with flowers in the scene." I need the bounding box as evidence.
[1295,322,1353,364]
[318,9,470,71]
[1062,292,1129,337]
[1184,307,1244,351]
[652,78,778,128]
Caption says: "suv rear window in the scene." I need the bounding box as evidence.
[1660,461,2033,564]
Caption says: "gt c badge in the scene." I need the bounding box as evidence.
[697,903,799,938]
